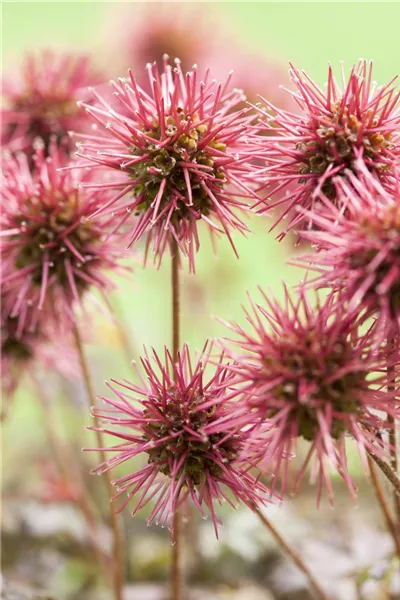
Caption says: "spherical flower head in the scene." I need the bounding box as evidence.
[1,50,102,160]
[88,343,274,538]
[1,290,77,398]
[108,3,214,87]
[217,54,298,115]
[255,61,400,236]
[73,57,260,271]
[1,299,39,396]
[221,287,394,502]
[297,160,400,343]
[1,141,129,329]
[106,4,292,115]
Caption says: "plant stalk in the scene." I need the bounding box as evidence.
[367,450,400,498]
[387,333,400,524]
[32,374,111,577]
[171,239,183,600]
[256,509,329,600]
[73,323,124,600]
[367,455,400,557]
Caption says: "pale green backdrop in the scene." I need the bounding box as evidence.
[3,2,400,84]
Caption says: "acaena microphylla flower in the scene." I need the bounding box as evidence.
[72,56,261,271]
[220,287,396,503]
[0,141,130,329]
[1,289,77,399]
[108,3,215,87]
[216,53,297,115]
[295,160,400,346]
[254,61,400,237]
[1,50,102,160]
[109,3,293,114]
[87,343,276,538]
[1,295,42,398]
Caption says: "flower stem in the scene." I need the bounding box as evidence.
[367,450,400,498]
[367,454,400,557]
[171,239,182,600]
[31,374,111,578]
[73,322,124,600]
[255,509,329,600]
[172,511,182,600]
[387,333,400,524]
[172,240,180,361]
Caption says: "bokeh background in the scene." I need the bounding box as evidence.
[2,2,400,600]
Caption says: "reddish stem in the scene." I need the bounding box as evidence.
[367,455,400,557]
[387,333,400,525]
[256,509,329,600]
[31,375,111,578]
[171,239,183,600]
[73,323,125,600]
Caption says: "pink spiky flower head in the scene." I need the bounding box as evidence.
[215,53,297,114]
[255,61,400,236]
[109,3,292,115]
[73,57,260,271]
[1,141,129,329]
[1,292,43,398]
[1,290,77,399]
[1,51,101,160]
[221,287,394,502]
[109,3,214,86]
[296,159,400,344]
[89,343,274,538]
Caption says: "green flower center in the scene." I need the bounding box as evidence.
[129,110,226,222]
[298,106,392,198]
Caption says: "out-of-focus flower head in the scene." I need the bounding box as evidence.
[106,3,293,121]
[1,294,42,398]
[1,290,77,400]
[105,2,217,87]
[217,54,297,115]
[220,287,395,502]
[88,343,275,538]
[254,61,400,237]
[296,160,400,345]
[72,57,261,271]
[1,50,102,161]
[1,141,129,330]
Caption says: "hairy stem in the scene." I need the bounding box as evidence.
[256,509,329,600]
[387,333,400,523]
[172,240,180,361]
[73,323,124,600]
[171,239,183,600]
[367,455,400,557]
[367,450,400,499]
[32,374,111,577]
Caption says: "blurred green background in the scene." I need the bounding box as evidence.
[3,3,400,598]
[4,2,400,81]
